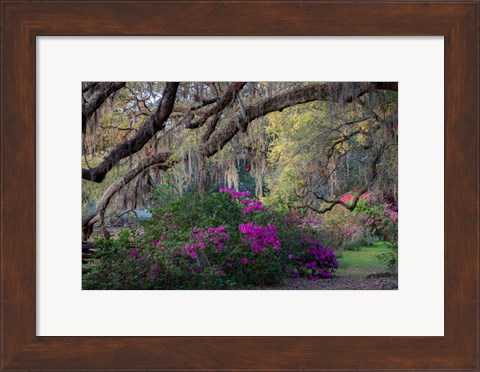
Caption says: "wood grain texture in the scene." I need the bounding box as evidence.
[0,1,478,370]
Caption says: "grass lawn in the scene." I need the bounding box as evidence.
[335,241,392,278]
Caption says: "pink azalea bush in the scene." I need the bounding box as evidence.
[85,189,341,289]
[182,225,230,259]
[238,223,281,253]
[293,236,339,279]
[239,199,265,215]
[219,187,251,202]
[317,191,398,249]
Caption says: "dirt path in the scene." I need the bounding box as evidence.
[260,276,398,290]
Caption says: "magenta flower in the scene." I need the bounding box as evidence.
[240,199,265,215]
[295,236,339,279]
[219,188,251,202]
[238,223,281,253]
[240,257,249,264]
[182,225,230,258]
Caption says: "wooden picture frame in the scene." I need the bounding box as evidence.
[1,1,478,370]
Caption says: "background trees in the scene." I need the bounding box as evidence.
[82,82,398,240]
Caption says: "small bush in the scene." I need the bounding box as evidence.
[377,238,398,274]
[83,229,174,290]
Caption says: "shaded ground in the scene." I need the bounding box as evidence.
[260,276,397,290]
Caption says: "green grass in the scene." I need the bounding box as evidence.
[335,241,391,278]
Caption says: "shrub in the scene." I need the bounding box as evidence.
[291,236,339,279]
[316,192,398,249]
[84,189,340,289]
[377,234,398,274]
[318,204,366,248]
[83,229,174,290]
[354,196,398,241]
[342,235,371,251]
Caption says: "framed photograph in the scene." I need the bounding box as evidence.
[1,1,478,370]
[80,80,399,292]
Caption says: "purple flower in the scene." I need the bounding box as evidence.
[240,257,249,264]
[293,236,338,279]
[238,223,281,253]
[240,199,265,215]
[219,188,251,202]
[182,225,230,258]
[129,248,139,258]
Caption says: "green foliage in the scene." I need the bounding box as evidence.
[83,229,174,290]
[342,235,372,251]
[144,192,243,236]
[336,241,392,278]
[318,205,363,248]
[82,161,130,216]
[263,102,327,211]
[376,237,398,274]
[354,199,397,241]
[83,191,339,289]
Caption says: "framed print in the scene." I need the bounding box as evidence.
[38,38,441,338]
[1,1,478,370]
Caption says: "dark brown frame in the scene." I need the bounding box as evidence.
[1,1,478,370]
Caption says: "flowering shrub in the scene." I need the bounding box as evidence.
[219,187,266,215]
[219,187,251,202]
[293,236,339,279]
[315,192,398,250]
[240,199,265,215]
[84,189,341,289]
[238,223,281,253]
[182,225,230,258]
[319,206,366,248]
[357,199,398,241]
[83,229,172,290]
[339,192,373,203]
[339,193,355,203]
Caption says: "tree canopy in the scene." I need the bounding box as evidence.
[82,82,398,240]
